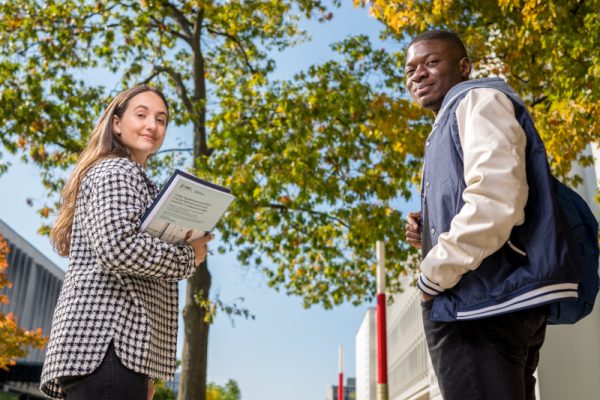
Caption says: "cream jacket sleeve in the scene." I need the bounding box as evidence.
[418,88,528,295]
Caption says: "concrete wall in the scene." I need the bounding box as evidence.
[538,308,600,400]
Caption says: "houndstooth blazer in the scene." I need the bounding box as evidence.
[40,157,197,399]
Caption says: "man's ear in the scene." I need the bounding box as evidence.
[460,57,471,80]
[112,115,121,136]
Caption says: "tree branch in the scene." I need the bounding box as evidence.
[149,15,192,44]
[139,70,161,85]
[511,73,530,85]
[263,203,350,229]
[151,65,195,116]
[204,24,258,74]
[155,147,193,155]
[570,0,584,15]
[193,3,203,45]
[79,2,124,22]
[191,7,209,157]
[158,0,194,39]
[530,95,548,108]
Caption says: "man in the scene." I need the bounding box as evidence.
[404,30,579,400]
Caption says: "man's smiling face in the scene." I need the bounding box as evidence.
[405,39,471,114]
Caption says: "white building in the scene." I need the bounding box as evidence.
[386,284,440,400]
[355,308,376,400]
[0,219,65,398]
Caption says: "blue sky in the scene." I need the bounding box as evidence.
[0,3,419,400]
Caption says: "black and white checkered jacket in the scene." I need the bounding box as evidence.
[40,157,196,399]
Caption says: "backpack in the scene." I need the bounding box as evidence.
[547,177,600,324]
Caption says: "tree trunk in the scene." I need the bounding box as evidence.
[179,9,210,398]
[178,260,211,400]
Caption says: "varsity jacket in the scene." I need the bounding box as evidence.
[41,157,197,399]
[417,78,580,321]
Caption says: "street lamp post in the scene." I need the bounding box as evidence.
[376,241,389,400]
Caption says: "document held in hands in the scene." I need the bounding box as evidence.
[140,170,235,244]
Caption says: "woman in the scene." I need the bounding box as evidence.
[40,85,212,399]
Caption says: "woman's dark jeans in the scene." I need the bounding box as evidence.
[58,342,149,400]
[422,301,548,400]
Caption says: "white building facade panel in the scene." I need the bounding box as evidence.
[355,308,376,400]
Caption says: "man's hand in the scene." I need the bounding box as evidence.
[189,233,215,265]
[421,292,434,302]
[406,211,422,249]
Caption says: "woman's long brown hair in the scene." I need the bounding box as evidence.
[50,85,169,256]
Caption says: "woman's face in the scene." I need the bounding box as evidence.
[112,91,168,164]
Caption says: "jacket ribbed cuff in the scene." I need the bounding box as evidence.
[418,273,445,296]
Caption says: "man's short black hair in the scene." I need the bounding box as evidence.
[408,30,468,59]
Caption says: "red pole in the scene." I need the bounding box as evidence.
[376,292,388,385]
[338,345,344,400]
[376,241,389,400]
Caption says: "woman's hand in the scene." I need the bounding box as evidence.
[189,233,215,265]
[406,211,422,249]
[148,379,155,400]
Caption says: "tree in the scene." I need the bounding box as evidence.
[207,34,431,307]
[358,0,600,184]
[0,235,47,370]
[206,379,241,400]
[0,2,428,398]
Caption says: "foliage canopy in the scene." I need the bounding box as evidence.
[206,379,241,400]
[0,1,428,310]
[359,0,600,185]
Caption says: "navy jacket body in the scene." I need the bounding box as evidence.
[421,78,580,321]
